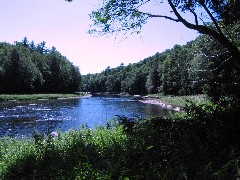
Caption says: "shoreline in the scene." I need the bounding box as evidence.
[139,94,205,112]
[0,93,90,102]
[140,98,182,111]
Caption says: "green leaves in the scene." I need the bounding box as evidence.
[0,122,128,179]
[89,0,148,35]
[0,39,81,94]
[1,111,240,179]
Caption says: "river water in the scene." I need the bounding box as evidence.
[0,96,171,137]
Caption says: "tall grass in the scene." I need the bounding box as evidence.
[0,122,128,179]
[1,110,239,179]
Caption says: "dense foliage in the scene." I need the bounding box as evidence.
[82,21,240,99]
[83,0,240,100]
[89,0,240,70]
[1,108,239,179]
[0,38,82,94]
[0,1,239,178]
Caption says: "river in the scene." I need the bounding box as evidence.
[0,96,171,137]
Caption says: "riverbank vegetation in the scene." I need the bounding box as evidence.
[0,93,86,101]
[144,94,206,108]
[0,39,81,94]
[74,0,240,178]
[1,105,239,179]
[1,0,240,179]
[81,20,240,98]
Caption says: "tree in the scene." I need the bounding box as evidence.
[146,66,160,94]
[88,0,240,70]
[29,41,36,51]
[37,41,48,54]
[0,40,81,94]
[105,75,121,92]
[190,33,240,99]
[160,55,176,95]
[22,37,29,48]
[2,47,43,93]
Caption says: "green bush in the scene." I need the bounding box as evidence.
[0,124,127,179]
[1,107,239,179]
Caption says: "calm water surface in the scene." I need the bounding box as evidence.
[0,96,171,137]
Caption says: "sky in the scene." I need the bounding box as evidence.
[0,0,200,75]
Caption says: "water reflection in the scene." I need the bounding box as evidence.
[0,97,171,137]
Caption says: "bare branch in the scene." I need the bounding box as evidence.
[189,9,198,25]
[167,0,202,31]
[136,0,151,9]
[141,12,180,22]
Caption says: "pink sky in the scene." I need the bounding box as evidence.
[0,0,199,74]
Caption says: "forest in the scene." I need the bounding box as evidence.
[1,0,240,179]
[0,38,82,94]
[82,21,240,98]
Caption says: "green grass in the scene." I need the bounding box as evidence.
[0,122,128,179]
[0,93,87,101]
[0,97,239,179]
[1,114,239,179]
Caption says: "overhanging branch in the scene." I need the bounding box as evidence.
[189,8,198,25]
[167,0,240,69]
[141,12,180,22]
[198,2,224,36]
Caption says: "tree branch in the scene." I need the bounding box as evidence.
[198,2,224,36]
[141,12,180,22]
[167,0,240,69]
[136,0,151,9]
[189,8,198,25]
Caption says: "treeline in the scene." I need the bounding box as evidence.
[0,38,81,94]
[81,21,240,98]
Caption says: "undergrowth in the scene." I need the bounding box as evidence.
[1,98,240,179]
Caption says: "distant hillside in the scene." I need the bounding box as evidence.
[81,21,240,97]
